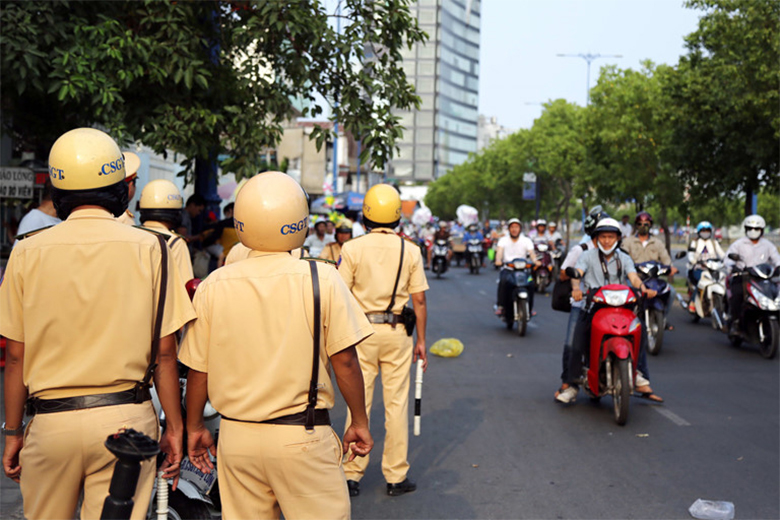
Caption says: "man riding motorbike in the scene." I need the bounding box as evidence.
[621,211,679,329]
[686,221,726,311]
[723,214,780,334]
[463,223,485,267]
[556,218,660,404]
[548,221,563,248]
[494,218,539,316]
[427,220,454,269]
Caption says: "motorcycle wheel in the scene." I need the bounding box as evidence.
[612,358,631,426]
[710,294,725,332]
[647,309,665,356]
[517,300,527,337]
[758,318,779,360]
[159,488,212,520]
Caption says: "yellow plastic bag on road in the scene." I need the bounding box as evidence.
[430,338,464,358]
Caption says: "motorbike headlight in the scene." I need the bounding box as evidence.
[756,293,779,311]
[519,291,528,298]
[601,289,630,306]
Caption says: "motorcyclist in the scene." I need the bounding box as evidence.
[621,211,679,328]
[556,218,659,404]
[723,214,780,333]
[686,221,726,311]
[548,221,563,248]
[533,219,550,243]
[427,220,454,268]
[494,218,539,316]
[463,223,485,266]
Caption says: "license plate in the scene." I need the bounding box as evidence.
[179,456,217,494]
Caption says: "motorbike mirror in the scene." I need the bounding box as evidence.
[565,267,581,279]
[728,253,741,261]
[675,251,686,259]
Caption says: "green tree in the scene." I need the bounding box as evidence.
[665,0,779,216]
[1,0,426,180]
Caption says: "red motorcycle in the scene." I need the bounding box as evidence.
[566,268,643,425]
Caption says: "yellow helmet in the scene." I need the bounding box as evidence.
[363,184,401,226]
[123,151,141,182]
[336,218,353,232]
[139,179,183,209]
[48,128,126,190]
[234,171,309,252]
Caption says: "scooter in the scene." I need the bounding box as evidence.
[635,260,673,356]
[565,268,642,426]
[431,239,450,279]
[687,258,727,331]
[725,255,780,359]
[498,258,534,336]
[533,241,554,294]
[466,238,483,275]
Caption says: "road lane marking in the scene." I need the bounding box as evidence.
[653,407,691,426]
[479,290,487,295]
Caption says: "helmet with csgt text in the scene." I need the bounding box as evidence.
[139,180,183,210]
[234,171,309,252]
[362,184,401,227]
[594,217,622,237]
[48,128,126,190]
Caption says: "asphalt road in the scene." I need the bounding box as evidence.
[2,258,778,519]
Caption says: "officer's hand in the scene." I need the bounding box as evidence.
[187,425,216,474]
[342,424,373,462]
[414,340,428,372]
[572,288,583,302]
[3,435,23,482]
[159,428,184,490]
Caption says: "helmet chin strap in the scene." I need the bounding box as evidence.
[598,243,617,255]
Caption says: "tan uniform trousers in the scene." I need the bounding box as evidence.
[20,402,158,520]
[343,323,413,484]
[217,420,350,520]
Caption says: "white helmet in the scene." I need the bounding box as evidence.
[234,171,309,252]
[594,217,622,237]
[744,214,766,240]
[536,219,547,226]
[139,179,183,209]
[507,218,522,227]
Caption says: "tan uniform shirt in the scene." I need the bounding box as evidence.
[116,209,136,226]
[319,242,343,263]
[179,251,373,421]
[0,208,196,399]
[339,228,429,314]
[141,220,195,283]
[621,235,672,265]
[225,243,304,265]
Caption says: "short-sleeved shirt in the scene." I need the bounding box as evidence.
[0,208,196,399]
[621,235,671,265]
[320,242,343,263]
[497,234,535,264]
[561,240,594,308]
[339,229,429,314]
[13,208,61,248]
[141,221,195,283]
[575,247,636,293]
[304,233,334,258]
[179,252,373,421]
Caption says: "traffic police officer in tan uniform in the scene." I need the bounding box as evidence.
[116,151,141,225]
[339,184,429,497]
[138,179,195,284]
[320,218,353,263]
[0,128,196,519]
[180,171,374,519]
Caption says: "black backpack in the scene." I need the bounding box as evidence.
[551,243,588,312]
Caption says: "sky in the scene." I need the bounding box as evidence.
[478,0,703,130]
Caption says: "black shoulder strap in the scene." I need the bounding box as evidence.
[137,233,168,400]
[306,260,321,431]
[168,235,182,248]
[581,242,589,251]
[597,249,622,284]
[385,236,405,314]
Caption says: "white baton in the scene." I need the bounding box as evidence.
[414,359,423,436]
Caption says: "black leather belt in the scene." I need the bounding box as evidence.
[222,409,331,427]
[366,313,401,325]
[26,387,151,417]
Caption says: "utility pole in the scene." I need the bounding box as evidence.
[557,52,622,105]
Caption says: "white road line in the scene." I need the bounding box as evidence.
[653,407,691,426]
[479,290,487,295]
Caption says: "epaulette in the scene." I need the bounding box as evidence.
[133,225,168,238]
[401,235,419,245]
[14,225,55,241]
[303,257,337,266]
[133,225,181,247]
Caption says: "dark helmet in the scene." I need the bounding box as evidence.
[635,211,653,226]
[584,208,610,237]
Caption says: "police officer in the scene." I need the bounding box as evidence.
[138,179,195,284]
[0,128,196,519]
[180,171,374,519]
[116,151,141,225]
[320,218,353,263]
[339,184,429,497]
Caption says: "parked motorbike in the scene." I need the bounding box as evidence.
[466,238,483,274]
[635,260,673,356]
[687,258,727,331]
[498,258,534,336]
[431,239,450,279]
[726,254,780,359]
[533,241,554,293]
[566,268,643,425]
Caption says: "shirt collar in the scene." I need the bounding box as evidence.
[67,208,115,220]
[370,228,396,235]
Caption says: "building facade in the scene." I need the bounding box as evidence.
[390,0,481,183]
[477,115,513,151]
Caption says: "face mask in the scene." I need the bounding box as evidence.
[637,225,650,236]
[746,228,762,240]
[699,231,711,240]
[598,242,618,255]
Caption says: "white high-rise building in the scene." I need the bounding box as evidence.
[477,115,513,151]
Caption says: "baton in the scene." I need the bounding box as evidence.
[413,359,423,436]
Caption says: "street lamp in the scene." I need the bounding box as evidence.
[556,53,622,105]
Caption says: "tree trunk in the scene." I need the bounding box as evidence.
[660,205,671,255]
[744,184,754,217]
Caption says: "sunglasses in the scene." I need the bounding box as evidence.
[636,222,651,228]
[745,226,762,231]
